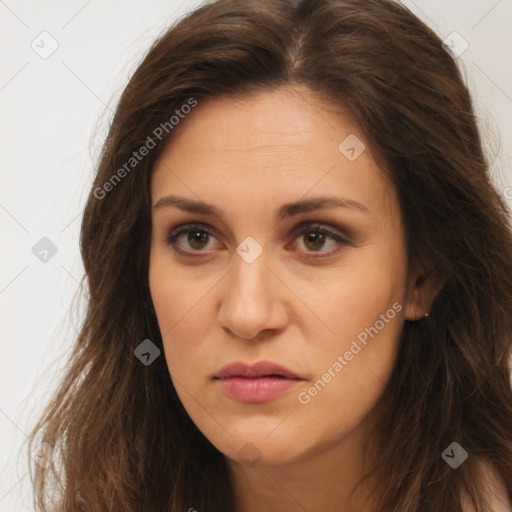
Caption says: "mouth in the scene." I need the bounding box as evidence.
[213,360,301,380]
[213,361,303,403]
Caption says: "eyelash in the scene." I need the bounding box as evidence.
[164,222,351,259]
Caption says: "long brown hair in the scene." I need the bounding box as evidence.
[27,0,512,510]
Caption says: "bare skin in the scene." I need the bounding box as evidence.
[149,86,441,511]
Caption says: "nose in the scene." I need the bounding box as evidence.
[217,249,289,341]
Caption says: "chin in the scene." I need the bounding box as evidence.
[214,428,310,468]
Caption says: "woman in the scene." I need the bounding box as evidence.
[28,0,512,510]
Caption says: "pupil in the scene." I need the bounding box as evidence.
[305,231,325,250]
[188,231,208,249]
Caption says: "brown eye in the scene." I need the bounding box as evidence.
[186,230,210,250]
[165,222,350,259]
[303,230,328,251]
[166,224,219,254]
[291,224,350,256]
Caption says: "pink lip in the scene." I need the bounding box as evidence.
[214,361,300,379]
[213,361,303,403]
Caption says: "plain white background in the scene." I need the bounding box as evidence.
[1,1,511,510]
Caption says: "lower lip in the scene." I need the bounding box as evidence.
[216,376,302,403]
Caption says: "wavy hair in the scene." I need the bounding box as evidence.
[27,0,512,510]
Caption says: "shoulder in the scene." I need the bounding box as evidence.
[460,460,511,512]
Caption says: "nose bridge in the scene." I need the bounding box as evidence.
[218,243,287,339]
[229,245,273,309]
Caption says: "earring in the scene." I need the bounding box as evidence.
[424,313,429,318]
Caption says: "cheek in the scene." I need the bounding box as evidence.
[305,240,407,347]
[148,255,215,378]
[295,243,407,414]
[292,291,404,458]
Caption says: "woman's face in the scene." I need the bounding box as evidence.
[149,86,418,468]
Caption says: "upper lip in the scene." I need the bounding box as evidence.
[214,361,301,379]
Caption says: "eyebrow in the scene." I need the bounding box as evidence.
[152,194,370,220]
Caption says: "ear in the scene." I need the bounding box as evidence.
[404,266,445,321]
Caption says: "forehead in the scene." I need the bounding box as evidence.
[156,87,354,156]
[151,87,397,221]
